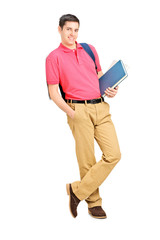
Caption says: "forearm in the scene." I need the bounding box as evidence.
[50,91,75,119]
[97,70,103,79]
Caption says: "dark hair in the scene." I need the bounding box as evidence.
[59,14,80,29]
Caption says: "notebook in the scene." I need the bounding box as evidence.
[99,60,128,97]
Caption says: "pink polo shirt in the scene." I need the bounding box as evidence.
[45,41,102,100]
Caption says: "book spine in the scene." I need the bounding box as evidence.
[120,60,128,75]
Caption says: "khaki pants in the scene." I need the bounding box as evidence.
[66,98,121,208]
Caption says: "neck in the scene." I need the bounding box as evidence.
[61,41,77,50]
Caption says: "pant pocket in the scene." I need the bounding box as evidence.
[103,101,110,115]
[67,102,75,111]
[66,103,76,132]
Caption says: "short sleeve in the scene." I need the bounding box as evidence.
[88,44,102,72]
[45,56,60,85]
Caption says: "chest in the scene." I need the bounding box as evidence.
[59,50,95,74]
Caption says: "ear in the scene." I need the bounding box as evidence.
[58,26,62,34]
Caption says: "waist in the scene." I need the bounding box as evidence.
[65,97,104,104]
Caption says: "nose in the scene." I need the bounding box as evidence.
[70,29,77,37]
[70,30,74,36]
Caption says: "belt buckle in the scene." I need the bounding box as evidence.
[91,98,97,104]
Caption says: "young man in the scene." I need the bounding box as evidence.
[45,14,121,219]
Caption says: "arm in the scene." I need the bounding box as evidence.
[48,84,75,119]
[46,57,75,119]
[92,46,119,98]
[97,70,103,79]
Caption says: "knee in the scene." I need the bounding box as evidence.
[111,151,121,163]
[103,150,121,163]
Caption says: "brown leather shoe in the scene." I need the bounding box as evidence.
[66,183,80,218]
[88,206,107,219]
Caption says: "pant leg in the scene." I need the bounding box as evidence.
[71,101,121,201]
[66,102,102,208]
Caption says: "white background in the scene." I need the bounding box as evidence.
[0,0,160,239]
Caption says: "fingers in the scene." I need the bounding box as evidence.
[104,86,119,98]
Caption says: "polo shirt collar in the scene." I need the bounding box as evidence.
[59,41,83,52]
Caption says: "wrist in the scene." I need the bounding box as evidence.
[68,109,75,119]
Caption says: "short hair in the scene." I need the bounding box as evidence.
[59,14,80,30]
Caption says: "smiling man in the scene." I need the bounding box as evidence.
[45,14,121,219]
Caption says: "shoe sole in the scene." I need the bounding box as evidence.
[88,210,107,219]
[66,183,76,218]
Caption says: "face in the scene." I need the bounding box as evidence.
[58,21,79,49]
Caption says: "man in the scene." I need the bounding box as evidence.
[46,14,121,219]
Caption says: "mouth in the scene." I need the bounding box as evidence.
[68,37,74,41]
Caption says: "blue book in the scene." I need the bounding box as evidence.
[99,60,128,97]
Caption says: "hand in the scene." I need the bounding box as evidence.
[104,86,119,98]
[70,110,76,119]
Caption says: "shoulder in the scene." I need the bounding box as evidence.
[87,44,100,59]
[80,42,96,51]
[46,47,61,62]
[88,43,96,50]
[87,44,98,55]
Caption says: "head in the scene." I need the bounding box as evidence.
[58,14,80,49]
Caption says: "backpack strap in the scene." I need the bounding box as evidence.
[80,43,98,74]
